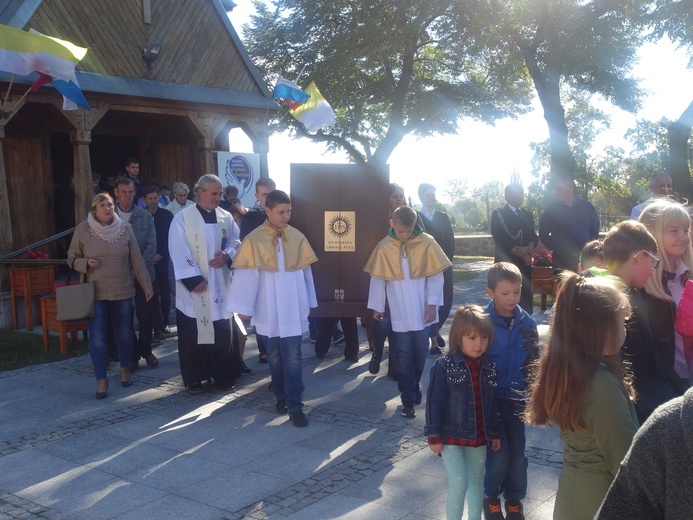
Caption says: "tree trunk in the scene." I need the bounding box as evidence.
[519,45,576,183]
[667,100,693,201]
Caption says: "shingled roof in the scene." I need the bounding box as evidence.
[0,0,275,110]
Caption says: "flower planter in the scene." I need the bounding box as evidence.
[10,266,55,330]
[40,296,88,355]
[532,266,557,311]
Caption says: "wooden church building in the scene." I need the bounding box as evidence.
[0,0,275,256]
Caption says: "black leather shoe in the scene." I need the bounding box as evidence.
[276,399,288,415]
[241,361,251,373]
[95,380,109,399]
[289,410,308,427]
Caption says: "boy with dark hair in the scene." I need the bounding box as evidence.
[602,220,685,421]
[483,261,538,520]
[365,205,451,419]
[240,177,277,240]
[228,190,318,427]
[238,177,278,363]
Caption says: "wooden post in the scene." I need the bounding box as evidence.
[0,127,13,250]
[253,130,270,179]
[70,129,93,224]
[197,138,215,176]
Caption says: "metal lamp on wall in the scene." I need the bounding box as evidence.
[142,42,162,76]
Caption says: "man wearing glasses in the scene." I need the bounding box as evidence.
[602,220,687,422]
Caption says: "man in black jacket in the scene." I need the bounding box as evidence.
[491,184,538,314]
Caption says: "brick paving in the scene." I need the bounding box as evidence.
[0,259,561,519]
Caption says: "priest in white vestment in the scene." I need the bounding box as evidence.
[169,174,241,394]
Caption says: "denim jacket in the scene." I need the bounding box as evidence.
[424,352,500,443]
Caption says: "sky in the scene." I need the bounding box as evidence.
[226,3,693,205]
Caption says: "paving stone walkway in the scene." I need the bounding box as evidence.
[0,260,561,519]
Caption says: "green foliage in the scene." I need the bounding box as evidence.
[484,0,647,178]
[450,198,487,232]
[244,0,535,162]
[648,0,693,60]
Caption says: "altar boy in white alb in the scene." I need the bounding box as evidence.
[169,174,241,394]
[228,189,318,427]
[365,205,451,419]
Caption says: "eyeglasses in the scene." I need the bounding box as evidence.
[635,250,660,270]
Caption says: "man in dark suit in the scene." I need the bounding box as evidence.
[491,184,539,314]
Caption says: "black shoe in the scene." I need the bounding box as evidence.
[289,410,308,427]
[429,346,443,356]
[145,354,159,368]
[241,361,251,374]
[483,498,505,520]
[344,354,359,363]
[259,354,269,364]
[95,380,109,399]
[276,399,288,415]
[151,332,163,344]
[187,382,204,395]
[401,402,415,418]
[415,389,422,405]
[368,351,383,374]
[505,500,525,520]
[437,336,446,348]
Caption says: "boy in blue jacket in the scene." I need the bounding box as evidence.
[483,262,539,520]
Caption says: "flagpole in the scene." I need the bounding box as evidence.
[3,84,33,119]
[1,73,14,113]
[294,64,307,84]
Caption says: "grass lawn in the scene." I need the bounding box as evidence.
[0,329,88,372]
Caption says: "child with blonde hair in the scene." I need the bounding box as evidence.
[425,305,501,520]
[525,273,639,519]
[639,199,693,384]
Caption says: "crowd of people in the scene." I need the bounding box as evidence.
[65,163,692,519]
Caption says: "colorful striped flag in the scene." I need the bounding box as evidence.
[31,71,90,110]
[289,81,335,132]
[272,76,310,107]
[0,25,87,81]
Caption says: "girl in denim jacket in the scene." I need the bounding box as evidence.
[425,305,501,520]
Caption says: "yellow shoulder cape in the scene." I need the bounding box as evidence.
[233,222,318,272]
[363,232,451,280]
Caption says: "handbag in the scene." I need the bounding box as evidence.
[55,270,96,321]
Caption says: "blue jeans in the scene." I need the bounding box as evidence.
[393,328,429,403]
[88,299,133,380]
[373,316,398,363]
[484,398,528,501]
[262,335,304,413]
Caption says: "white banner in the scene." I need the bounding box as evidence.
[216,151,261,209]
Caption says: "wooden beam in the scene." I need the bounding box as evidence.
[70,130,93,225]
[55,103,110,131]
[142,0,151,24]
[0,127,13,250]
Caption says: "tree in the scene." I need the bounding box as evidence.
[486,0,646,180]
[243,0,534,163]
[649,0,693,198]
